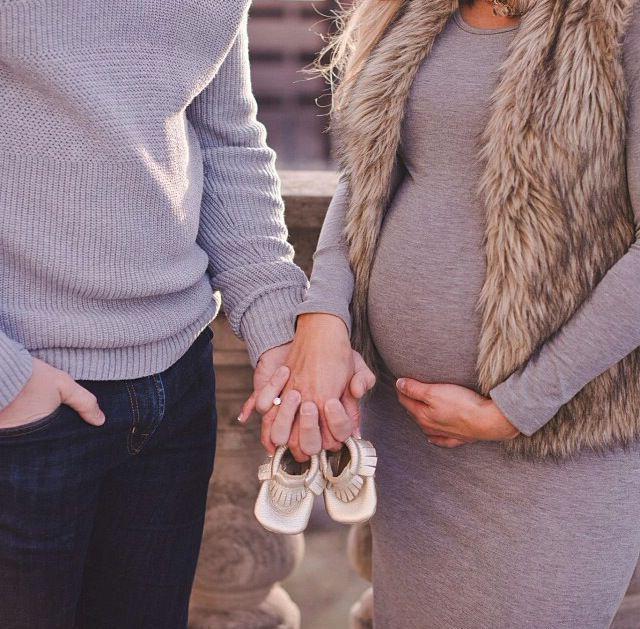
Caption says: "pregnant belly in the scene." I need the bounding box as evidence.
[366,199,486,388]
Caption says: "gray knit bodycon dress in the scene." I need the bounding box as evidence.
[298,10,640,629]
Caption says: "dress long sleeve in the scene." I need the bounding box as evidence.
[490,11,640,435]
[296,178,355,330]
[297,162,406,331]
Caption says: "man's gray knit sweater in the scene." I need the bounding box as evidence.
[0,0,308,409]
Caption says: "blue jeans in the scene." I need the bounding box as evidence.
[0,328,217,629]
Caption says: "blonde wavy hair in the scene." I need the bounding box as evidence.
[317,1,405,111]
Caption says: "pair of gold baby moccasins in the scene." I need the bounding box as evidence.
[254,437,378,535]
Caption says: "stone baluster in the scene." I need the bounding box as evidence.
[348,522,374,629]
[188,171,337,629]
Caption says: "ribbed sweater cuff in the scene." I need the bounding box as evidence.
[0,333,33,411]
[240,285,307,366]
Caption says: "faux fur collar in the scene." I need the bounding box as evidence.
[334,0,640,459]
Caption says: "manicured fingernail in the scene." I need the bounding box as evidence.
[236,414,243,423]
[396,378,406,391]
[96,412,106,425]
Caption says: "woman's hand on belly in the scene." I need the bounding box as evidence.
[395,378,519,448]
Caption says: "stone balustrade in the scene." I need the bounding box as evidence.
[188,169,639,629]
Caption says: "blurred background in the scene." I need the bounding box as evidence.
[248,0,336,170]
[250,3,366,628]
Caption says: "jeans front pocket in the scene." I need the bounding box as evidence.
[0,406,63,439]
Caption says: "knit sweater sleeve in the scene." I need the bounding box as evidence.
[0,334,33,411]
[186,13,308,366]
[490,7,640,436]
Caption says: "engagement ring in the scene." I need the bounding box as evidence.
[273,397,282,407]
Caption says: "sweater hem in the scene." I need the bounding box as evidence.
[30,302,220,382]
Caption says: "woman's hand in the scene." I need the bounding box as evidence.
[279,349,374,459]
[263,313,355,458]
[395,378,519,448]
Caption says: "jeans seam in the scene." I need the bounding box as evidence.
[136,375,164,448]
[127,377,165,456]
[152,374,166,423]
[126,381,141,455]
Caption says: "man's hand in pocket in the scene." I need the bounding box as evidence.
[0,358,105,429]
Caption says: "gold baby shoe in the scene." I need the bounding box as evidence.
[321,437,377,524]
[254,446,325,535]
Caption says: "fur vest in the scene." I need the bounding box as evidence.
[334,0,640,459]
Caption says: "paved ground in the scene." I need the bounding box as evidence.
[283,505,369,629]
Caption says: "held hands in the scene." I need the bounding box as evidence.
[395,378,519,448]
[238,313,376,461]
